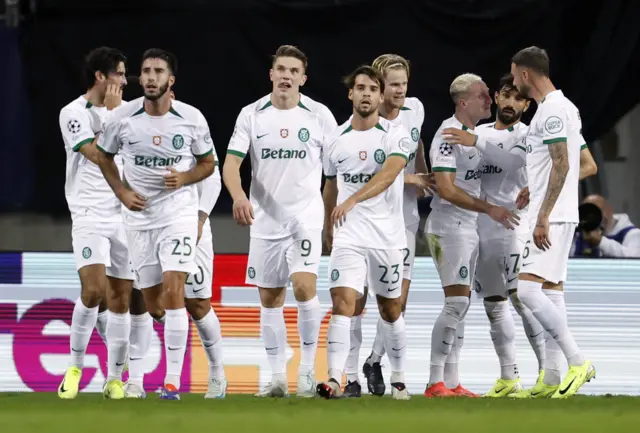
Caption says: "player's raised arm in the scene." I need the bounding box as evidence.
[579,144,598,180]
[222,109,253,225]
[443,127,526,171]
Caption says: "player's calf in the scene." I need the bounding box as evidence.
[127,288,152,397]
[105,276,133,388]
[160,271,188,393]
[377,296,409,399]
[291,272,321,397]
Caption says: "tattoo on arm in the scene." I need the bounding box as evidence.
[538,141,569,222]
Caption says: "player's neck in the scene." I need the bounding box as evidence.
[144,94,172,116]
[84,88,105,108]
[533,77,556,103]
[379,103,400,121]
[351,111,380,131]
[454,110,477,131]
[494,118,519,131]
[270,92,300,110]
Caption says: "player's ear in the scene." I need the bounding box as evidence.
[494,91,500,104]
[299,73,307,87]
[523,100,531,112]
[269,68,274,82]
[168,75,176,87]
[94,71,106,84]
[348,89,353,101]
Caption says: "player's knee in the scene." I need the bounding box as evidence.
[378,298,402,322]
[106,277,132,313]
[185,297,211,321]
[508,291,526,315]
[259,287,286,308]
[161,272,186,307]
[79,269,108,308]
[330,289,356,316]
[291,276,316,302]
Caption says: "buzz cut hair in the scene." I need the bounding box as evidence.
[272,45,308,71]
[449,73,484,104]
[511,46,550,77]
[343,64,385,94]
[371,53,411,79]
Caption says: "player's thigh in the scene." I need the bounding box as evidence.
[158,221,198,278]
[328,247,367,297]
[521,223,575,284]
[402,224,418,281]
[287,230,322,294]
[474,236,510,299]
[185,232,213,300]
[426,230,479,288]
[246,237,289,288]
[366,248,404,300]
[105,222,135,282]
[126,228,162,290]
[72,224,111,272]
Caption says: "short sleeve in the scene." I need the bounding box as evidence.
[319,105,339,141]
[323,141,337,178]
[431,128,458,172]
[60,107,94,152]
[192,111,214,159]
[414,98,425,128]
[387,125,416,164]
[541,103,569,145]
[96,118,122,155]
[227,108,252,159]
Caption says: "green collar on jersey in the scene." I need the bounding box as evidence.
[400,106,411,111]
[341,122,386,135]
[85,101,93,109]
[259,99,311,112]
[130,104,183,118]
[462,124,469,131]
[492,122,515,132]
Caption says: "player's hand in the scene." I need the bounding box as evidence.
[331,197,356,228]
[104,84,123,111]
[442,127,477,147]
[118,189,146,211]
[233,198,254,226]
[488,205,520,230]
[164,167,186,189]
[582,228,602,246]
[516,187,530,210]
[533,217,551,250]
[414,173,437,196]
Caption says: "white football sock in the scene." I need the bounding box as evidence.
[510,291,546,372]
[382,316,407,381]
[163,308,189,389]
[96,309,109,345]
[345,315,362,383]
[194,308,225,379]
[444,319,465,388]
[128,312,153,386]
[429,296,469,386]
[297,296,321,373]
[260,306,287,375]
[69,298,99,369]
[327,314,351,382]
[543,289,569,385]
[517,280,584,367]
[369,317,385,363]
[106,311,131,382]
[485,300,519,380]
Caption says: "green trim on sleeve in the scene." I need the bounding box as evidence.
[325,175,336,179]
[580,143,587,150]
[543,137,567,145]
[399,106,411,111]
[514,145,527,152]
[388,152,409,162]
[432,167,456,172]
[194,149,213,160]
[96,144,114,155]
[227,149,246,159]
[73,137,94,152]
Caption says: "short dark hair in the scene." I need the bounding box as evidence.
[511,46,550,77]
[272,45,308,71]
[498,73,518,93]
[141,48,178,75]
[343,65,385,93]
[83,47,127,88]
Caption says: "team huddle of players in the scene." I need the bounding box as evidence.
[57,43,597,401]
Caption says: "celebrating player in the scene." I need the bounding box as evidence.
[343,54,428,397]
[97,48,216,400]
[509,46,594,398]
[222,45,338,398]
[424,73,518,398]
[58,47,140,400]
[318,65,414,400]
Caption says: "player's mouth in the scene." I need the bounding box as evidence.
[278,82,292,89]
[145,85,158,91]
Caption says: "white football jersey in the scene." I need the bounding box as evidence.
[98,97,214,230]
[227,93,337,239]
[60,96,126,223]
[385,97,425,229]
[525,90,584,225]
[323,117,415,250]
[428,115,482,232]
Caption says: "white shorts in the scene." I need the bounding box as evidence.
[521,222,576,284]
[184,228,214,299]
[246,229,322,288]
[72,222,133,280]
[328,246,403,299]
[426,230,479,288]
[402,224,418,281]
[475,222,528,299]
[127,220,198,289]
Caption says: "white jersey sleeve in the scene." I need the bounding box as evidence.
[98,116,124,155]
[386,125,416,164]
[319,105,339,141]
[415,98,426,130]
[227,108,252,158]
[431,140,459,172]
[193,111,214,158]
[198,170,221,215]
[541,103,569,145]
[323,138,338,177]
[60,106,95,152]
[476,134,526,171]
